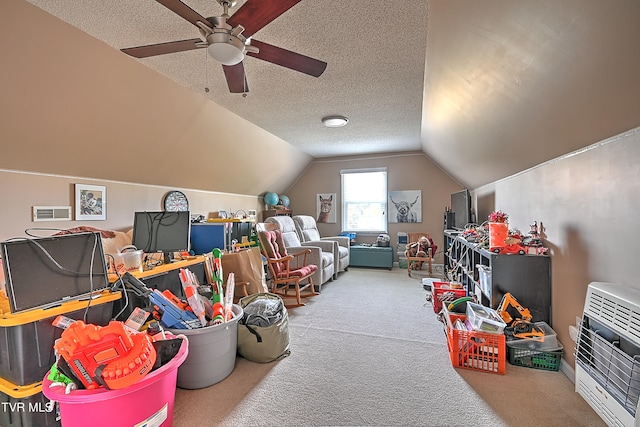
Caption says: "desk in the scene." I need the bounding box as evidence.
[191,219,256,253]
[349,245,393,270]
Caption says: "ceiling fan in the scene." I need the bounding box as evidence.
[121,0,327,93]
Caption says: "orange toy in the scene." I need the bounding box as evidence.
[54,320,156,390]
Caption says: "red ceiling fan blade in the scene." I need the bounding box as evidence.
[247,39,327,77]
[121,39,204,58]
[223,63,249,93]
[156,0,209,28]
[227,0,301,37]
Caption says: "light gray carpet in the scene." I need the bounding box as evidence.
[172,267,605,427]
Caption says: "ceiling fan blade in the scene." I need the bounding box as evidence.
[247,39,327,77]
[223,63,249,93]
[156,0,210,28]
[227,0,301,37]
[121,39,204,58]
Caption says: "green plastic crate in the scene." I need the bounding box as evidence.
[507,345,563,371]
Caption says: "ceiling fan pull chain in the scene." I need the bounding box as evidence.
[204,49,210,93]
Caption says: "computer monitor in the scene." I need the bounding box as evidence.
[450,189,472,229]
[132,211,191,263]
[1,232,109,313]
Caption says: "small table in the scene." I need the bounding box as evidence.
[349,245,393,270]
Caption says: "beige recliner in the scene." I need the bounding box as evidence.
[264,216,335,291]
[293,215,350,279]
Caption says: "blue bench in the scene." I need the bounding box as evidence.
[349,245,393,270]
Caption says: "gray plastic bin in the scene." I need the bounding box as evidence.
[169,304,243,389]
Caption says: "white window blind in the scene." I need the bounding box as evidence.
[341,168,387,233]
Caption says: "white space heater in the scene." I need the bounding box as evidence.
[575,282,640,426]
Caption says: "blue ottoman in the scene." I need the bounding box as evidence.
[349,245,393,270]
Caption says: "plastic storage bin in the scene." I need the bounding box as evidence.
[476,264,491,297]
[168,304,243,389]
[0,290,120,386]
[111,250,143,274]
[465,301,506,334]
[42,336,188,427]
[432,282,466,314]
[444,308,506,374]
[506,321,559,351]
[398,256,408,269]
[0,377,59,427]
[339,232,356,245]
[507,344,564,371]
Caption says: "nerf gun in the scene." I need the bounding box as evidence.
[212,248,224,285]
[179,268,207,327]
[121,272,201,330]
[53,320,156,390]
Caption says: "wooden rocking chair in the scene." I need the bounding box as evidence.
[405,232,436,277]
[257,224,319,307]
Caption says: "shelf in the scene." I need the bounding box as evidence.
[443,230,551,324]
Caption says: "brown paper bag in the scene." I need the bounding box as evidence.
[221,247,268,295]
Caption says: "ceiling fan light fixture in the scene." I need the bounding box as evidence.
[206,32,246,65]
[322,116,349,127]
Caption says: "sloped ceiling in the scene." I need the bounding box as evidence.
[6,0,640,193]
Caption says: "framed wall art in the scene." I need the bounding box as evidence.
[388,190,421,223]
[316,193,336,223]
[75,184,106,221]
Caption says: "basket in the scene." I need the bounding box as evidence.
[42,336,188,427]
[507,344,564,371]
[432,282,467,314]
[444,310,506,374]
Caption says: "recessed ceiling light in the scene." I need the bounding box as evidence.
[322,116,349,127]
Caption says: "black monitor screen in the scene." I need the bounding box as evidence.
[450,189,471,229]
[1,232,109,313]
[132,211,191,253]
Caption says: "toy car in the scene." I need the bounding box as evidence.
[492,243,526,255]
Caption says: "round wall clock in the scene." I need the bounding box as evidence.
[163,190,189,211]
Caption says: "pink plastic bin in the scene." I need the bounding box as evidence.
[42,337,188,427]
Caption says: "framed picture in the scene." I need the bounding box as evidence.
[75,184,106,221]
[316,193,336,223]
[388,190,421,223]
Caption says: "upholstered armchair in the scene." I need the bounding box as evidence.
[293,215,349,278]
[263,216,336,291]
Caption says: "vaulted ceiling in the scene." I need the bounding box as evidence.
[15,1,640,190]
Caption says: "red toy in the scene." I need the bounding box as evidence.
[54,320,156,390]
[491,235,526,255]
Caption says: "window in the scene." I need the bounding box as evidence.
[341,168,387,233]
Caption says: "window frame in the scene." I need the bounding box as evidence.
[340,167,388,234]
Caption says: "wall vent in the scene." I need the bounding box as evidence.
[32,206,72,222]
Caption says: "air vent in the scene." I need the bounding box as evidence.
[32,206,72,222]
[585,283,640,342]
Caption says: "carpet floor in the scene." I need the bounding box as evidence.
[172,266,605,427]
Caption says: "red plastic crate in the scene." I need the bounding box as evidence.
[444,310,506,374]
[432,282,467,313]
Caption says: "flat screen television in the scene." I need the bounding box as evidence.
[132,211,191,263]
[1,232,109,313]
[450,189,472,229]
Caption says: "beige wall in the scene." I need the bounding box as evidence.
[0,1,311,198]
[474,126,640,366]
[284,151,463,262]
[0,169,261,242]
[2,0,639,374]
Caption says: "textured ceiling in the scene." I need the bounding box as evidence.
[23,0,640,190]
[26,0,428,159]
